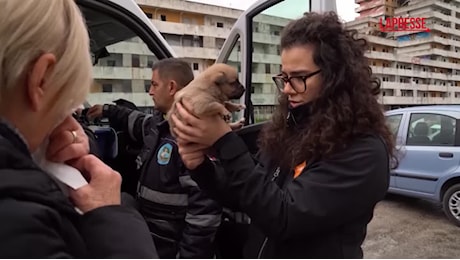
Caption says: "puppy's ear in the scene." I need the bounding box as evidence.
[211,71,226,86]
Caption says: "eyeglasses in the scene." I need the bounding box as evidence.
[272,70,321,93]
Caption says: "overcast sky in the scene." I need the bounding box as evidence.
[187,0,359,22]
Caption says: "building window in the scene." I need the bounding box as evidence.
[147,56,156,68]
[193,63,199,70]
[145,80,151,92]
[160,15,166,21]
[102,84,112,93]
[265,64,271,74]
[132,54,140,67]
[217,22,224,28]
[121,80,132,93]
[144,12,153,18]
[107,60,116,67]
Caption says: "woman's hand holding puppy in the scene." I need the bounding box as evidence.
[172,100,231,169]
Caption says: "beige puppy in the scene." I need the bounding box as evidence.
[167,63,246,137]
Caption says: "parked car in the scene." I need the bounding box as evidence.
[386,105,460,226]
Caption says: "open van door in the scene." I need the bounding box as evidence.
[76,0,177,195]
[216,0,337,155]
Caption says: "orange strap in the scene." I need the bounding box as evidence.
[293,161,307,179]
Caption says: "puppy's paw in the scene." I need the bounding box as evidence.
[229,118,245,130]
[236,104,246,111]
[222,113,232,122]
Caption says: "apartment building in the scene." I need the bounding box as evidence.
[89,0,289,121]
[349,0,460,109]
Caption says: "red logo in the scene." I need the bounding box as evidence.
[379,17,430,32]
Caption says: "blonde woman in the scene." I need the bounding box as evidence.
[0,0,156,258]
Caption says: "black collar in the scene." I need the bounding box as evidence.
[286,102,312,128]
[0,119,30,157]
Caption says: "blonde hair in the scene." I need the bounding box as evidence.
[0,0,92,113]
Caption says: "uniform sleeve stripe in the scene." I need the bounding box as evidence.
[139,185,188,206]
[185,213,221,227]
[128,111,143,142]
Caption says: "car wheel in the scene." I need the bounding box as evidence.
[443,184,460,227]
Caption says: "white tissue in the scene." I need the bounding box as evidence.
[32,137,88,190]
[40,161,88,190]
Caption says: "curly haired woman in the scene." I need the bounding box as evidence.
[171,11,396,258]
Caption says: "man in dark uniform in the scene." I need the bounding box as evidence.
[87,58,222,258]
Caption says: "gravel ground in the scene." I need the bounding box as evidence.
[363,194,460,258]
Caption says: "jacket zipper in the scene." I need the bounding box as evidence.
[258,167,280,258]
[257,166,280,258]
[271,167,280,181]
[257,237,268,258]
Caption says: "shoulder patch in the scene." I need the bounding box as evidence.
[157,143,173,165]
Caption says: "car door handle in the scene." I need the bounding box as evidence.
[439,152,454,158]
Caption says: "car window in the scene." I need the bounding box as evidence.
[250,0,310,123]
[406,113,456,146]
[79,3,163,112]
[386,114,403,140]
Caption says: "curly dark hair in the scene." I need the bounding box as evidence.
[258,11,396,169]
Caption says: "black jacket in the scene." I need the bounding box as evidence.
[0,121,157,258]
[103,105,222,258]
[191,131,390,258]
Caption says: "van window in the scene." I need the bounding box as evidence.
[80,5,160,107]
[250,0,310,123]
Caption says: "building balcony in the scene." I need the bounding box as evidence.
[366,51,397,60]
[87,92,153,107]
[253,32,281,45]
[396,44,432,54]
[252,73,276,84]
[381,81,451,92]
[251,93,277,105]
[380,96,459,105]
[106,41,155,55]
[252,53,281,64]
[394,0,452,15]
[364,35,398,47]
[136,0,242,19]
[171,46,219,59]
[92,66,152,80]
[374,48,460,71]
[151,20,231,39]
[396,36,460,49]
[370,66,453,80]
[402,48,460,61]
[430,24,460,36]
[227,51,281,65]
